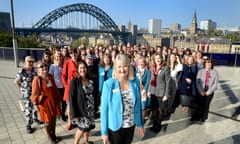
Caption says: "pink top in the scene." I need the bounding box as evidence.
[205,70,210,87]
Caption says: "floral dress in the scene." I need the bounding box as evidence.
[75,81,95,131]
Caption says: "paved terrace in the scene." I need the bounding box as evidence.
[0,60,240,144]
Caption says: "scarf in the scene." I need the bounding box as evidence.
[150,66,161,87]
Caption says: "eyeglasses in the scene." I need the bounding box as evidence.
[27,61,34,63]
[38,64,48,68]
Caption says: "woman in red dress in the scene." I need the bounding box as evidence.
[62,49,79,130]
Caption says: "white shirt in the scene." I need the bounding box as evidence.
[49,64,63,88]
[170,64,183,88]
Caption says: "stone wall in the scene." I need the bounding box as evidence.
[174,41,231,53]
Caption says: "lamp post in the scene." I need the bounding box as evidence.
[234,47,240,67]
[10,0,19,67]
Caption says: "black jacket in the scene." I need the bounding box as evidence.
[69,77,97,119]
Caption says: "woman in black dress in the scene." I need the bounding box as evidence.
[69,61,97,144]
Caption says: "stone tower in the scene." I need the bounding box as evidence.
[190,9,197,35]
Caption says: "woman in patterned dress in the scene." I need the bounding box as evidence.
[69,61,97,144]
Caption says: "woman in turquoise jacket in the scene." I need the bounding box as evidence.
[101,54,144,144]
[135,56,152,120]
[98,54,113,93]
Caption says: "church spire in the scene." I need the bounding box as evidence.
[190,9,197,35]
[194,9,197,18]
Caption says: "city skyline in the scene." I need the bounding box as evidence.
[1,0,240,29]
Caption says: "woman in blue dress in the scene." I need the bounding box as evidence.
[178,55,198,112]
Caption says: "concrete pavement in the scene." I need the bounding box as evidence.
[0,60,240,144]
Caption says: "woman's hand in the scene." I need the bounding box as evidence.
[33,105,39,111]
[137,127,145,139]
[102,135,109,144]
[162,96,168,102]
[74,118,80,122]
[148,92,152,98]
[185,78,192,84]
[141,90,146,101]
[205,91,210,96]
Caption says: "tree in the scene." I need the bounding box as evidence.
[72,37,89,48]
[0,32,43,48]
[206,25,215,37]
[214,30,223,37]
[224,32,240,42]
[17,35,42,48]
[0,32,13,47]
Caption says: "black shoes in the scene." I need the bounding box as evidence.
[26,125,33,134]
[150,124,162,133]
[190,117,206,123]
[61,115,67,122]
[200,119,205,122]
[34,119,44,125]
[190,117,200,122]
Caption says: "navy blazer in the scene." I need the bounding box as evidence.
[100,78,144,135]
[178,64,198,96]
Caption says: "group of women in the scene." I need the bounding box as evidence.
[29,44,218,144]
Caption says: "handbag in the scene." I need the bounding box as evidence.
[180,94,193,106]
[37,77,44,104]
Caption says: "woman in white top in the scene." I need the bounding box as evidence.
[168,53,183,87]
[168,53,183,113]
[49,52,67,121]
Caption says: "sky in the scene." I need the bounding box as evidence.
[1,0,240,29]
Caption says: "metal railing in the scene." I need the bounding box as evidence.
[0,47,45,62]
[1,47,240,66]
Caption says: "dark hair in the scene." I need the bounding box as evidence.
[203,58,214,69]
[167,53,178,69]
[99,54,113,67]
[43,51,51,56]
[77,60,90,79]
[72,48,78,54]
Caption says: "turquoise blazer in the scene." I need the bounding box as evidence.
[100,78,144,135]
[136,69,152,109]
[98,66,113,92]
[136,69,152,92]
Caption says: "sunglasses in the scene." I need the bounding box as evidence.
[39,64,48,68]
[27,61,34,63]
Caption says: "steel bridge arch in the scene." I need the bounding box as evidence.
[32,3,120,32]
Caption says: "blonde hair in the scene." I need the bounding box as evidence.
[112,54,135,80]
[136,56,146,65]
[25,56,34,62]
